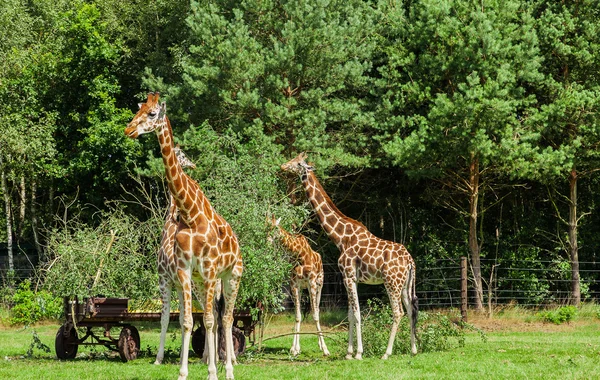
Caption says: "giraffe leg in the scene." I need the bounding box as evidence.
[310,278,329,356]
[290,278,302,356]
[382,287,403,360]
[222,273,241,379]
[212,279,222,365]
[203,281,219,380]
[344,278,362,360]
[176,270,194,380]
[155,279,171,365]
[177,289,185,363]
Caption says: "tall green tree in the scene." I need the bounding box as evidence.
[375,0,543,310]
[0,0,63,265]
[146,0,379,169]
[525,1,600,305]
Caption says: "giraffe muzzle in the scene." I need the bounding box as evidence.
[124,125,138,138]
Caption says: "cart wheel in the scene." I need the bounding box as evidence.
[218,327,246,360]
[232,326,246,357]
[55,324,79,360]
[118,325,140,362]
[191,327,206,358]
[192,326,245,360]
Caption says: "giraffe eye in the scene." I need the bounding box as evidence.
[148,112,157,118]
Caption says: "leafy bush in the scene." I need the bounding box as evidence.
[41,203,162,300]
[166,124,303,313]
[538,306,577,324]
[361,298,484,357]
[10,280,62,325]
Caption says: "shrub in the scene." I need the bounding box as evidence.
[41,204,161,300]
[360,298,483,357]
[538,306,577,324]
[10,280,62,325]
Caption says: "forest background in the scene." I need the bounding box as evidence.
[1,0,599,316]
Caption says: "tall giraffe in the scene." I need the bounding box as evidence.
[267,216,329,356]
[125,93,243,380]
[155,145,196,365]
[281,153,417,360]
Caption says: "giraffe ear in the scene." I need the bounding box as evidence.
[158,102,167,119]
[275,217,281,226]
[137,103,143,109]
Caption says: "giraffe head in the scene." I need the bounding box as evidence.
[280,152,314,175]
[174,144,196,170]
[266,215,282,244]
[124,92,167,138]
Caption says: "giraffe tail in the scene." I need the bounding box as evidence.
[410,265,418,334]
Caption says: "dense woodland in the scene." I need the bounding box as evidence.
[1,0,599,312]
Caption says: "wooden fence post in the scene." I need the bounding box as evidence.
[461,256,468,322]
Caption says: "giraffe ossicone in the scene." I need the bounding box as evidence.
[125,92,243,380]
[281,153,418,360]
[267,215,330,356]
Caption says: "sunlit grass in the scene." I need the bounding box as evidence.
[0,307,599,379]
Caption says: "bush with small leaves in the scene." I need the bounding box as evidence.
[361,298,485,357]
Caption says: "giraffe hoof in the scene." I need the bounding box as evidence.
[345,354,353,360]
[323,350,330,357]
[381,354,389,360]
[355,354,363,360]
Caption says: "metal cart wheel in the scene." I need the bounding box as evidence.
[232,326,246,357]
[118,325,140,362]
[55,324,79,360]
[192,326,246,360]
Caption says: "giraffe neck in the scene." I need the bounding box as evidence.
[277,227,302,259]
[167,195,177,221]
[302,170,347,246]
[156,117,212,226]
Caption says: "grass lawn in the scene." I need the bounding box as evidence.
[0,311,599,379]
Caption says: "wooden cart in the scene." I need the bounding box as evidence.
[55,296,258,362]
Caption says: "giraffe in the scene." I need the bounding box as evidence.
[125,93,243,380]
[267,216,329,356]
[155,145,197,365]
[281,153,417,360]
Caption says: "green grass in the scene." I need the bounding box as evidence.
[0,312,599,379]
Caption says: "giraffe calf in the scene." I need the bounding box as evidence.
[268,216,330,356]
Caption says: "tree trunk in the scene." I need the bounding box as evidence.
[18,175,26,238]
[30,179,43,257]
[0,155,14,274]
[568,169,580,306]
[469,153,484,311]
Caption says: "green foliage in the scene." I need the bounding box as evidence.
[9,280,62,326]
[361,298,481,357]
[26,329,51,358]
[150,0,379,169]
[144,123,303,313]
[537,306,577,324]
[41,205,161,300]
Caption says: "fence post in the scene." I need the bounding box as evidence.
[461,256,468,322]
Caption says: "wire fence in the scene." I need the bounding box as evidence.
[281,258,600,311]
[3,254,599,310]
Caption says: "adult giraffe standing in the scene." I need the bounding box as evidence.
[155,145,197,365]
[125,93,243,380]
[267,216,329,356]
[281,153,417,360]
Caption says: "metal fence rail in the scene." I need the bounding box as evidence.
[3,255,599,311]
[284,258,600,311]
